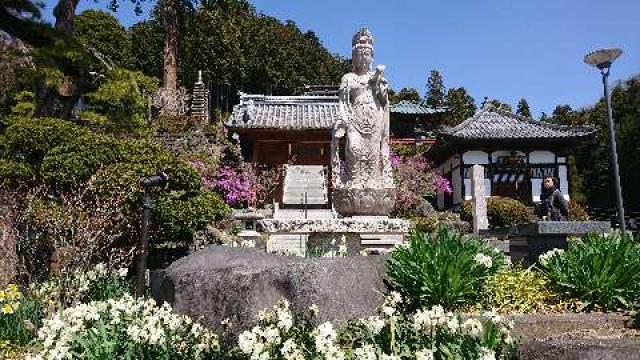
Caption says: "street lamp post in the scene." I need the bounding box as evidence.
[584,48,626,233]
[135,172,169,298]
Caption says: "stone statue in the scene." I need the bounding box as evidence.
[331,28,395,216]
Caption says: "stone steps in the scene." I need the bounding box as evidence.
[282,165,328,205]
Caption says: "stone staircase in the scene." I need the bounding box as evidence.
[282,165,328,207]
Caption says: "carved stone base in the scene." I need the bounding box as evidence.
[333,187,395,217]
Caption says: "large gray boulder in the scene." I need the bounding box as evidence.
[157,246,387,334]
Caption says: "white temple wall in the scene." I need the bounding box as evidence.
[529,150,555,164]
[464,178,491,201]
[558,164,570,201]
[462,151,489,165]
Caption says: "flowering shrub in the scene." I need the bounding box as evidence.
[537,232,640,311]
[26,295,220,360]
[386,229,506,311]
[391,155,451,217]
[206,162,284,209]
[213,166,255,206]
[0,284,45,347]
[341,293,516,359]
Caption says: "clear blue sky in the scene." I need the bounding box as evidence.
[43,0,640,116]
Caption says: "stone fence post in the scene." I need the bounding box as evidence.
[470,164,489,233]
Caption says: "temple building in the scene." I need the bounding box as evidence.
[226,90,445,209]
[427,102,595,210]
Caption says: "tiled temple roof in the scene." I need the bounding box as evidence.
[227,94,445,130]
[391,100,447,115]
[226,94,339,130]
[440,105,595,141]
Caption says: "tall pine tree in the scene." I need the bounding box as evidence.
[426,69,445,107]
[516,98,531,118]
[444,87,476,126]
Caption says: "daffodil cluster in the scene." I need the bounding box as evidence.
[537,248,565,266]
[237,294,516,360]
[37,263,129,308]
[238,300,341,360]
[342,293,515,360]
[0,284,22,316]
[26,295,219,360]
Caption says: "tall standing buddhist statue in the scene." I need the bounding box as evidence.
[332,28,395,216]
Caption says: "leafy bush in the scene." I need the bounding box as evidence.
[27,295,220,360]
[460,196,530,228]
[411,211,471,234]
[0,284,45,347]
[0,159,33,189]
[385,229,506,311]
[79,68,158,135]
[2,117,91,164]
[18,181,135,282]
[40,136,200,191]
[538,232,640,310]
[568,201,590,221]
[9,91,35,117]
[154,189,231,246]
[484,267,560,314]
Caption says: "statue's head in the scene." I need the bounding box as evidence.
[352,28,374,73]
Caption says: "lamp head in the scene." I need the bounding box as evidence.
[143,172,169,188]
[584,48,623,70]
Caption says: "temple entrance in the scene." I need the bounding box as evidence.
[490,173,532,205]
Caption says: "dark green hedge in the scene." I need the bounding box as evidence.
[41,136,200,191]
[460,196,531,228]
[2,117,91,164]
[0,158,34,189]
[154,189,230,245]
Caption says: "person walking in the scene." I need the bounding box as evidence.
[538,176,569,221]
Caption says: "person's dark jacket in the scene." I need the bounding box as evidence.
[538,186,569,221]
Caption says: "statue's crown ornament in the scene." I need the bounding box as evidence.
[352,27,374,49]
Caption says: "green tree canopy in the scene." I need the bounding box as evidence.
[425,69,445,107]
[516,98,531,118]
[129,0,349,108]
[390,87,421,104]
[444,87,476,126]
[74,10,133,69]
[550,76,640,212]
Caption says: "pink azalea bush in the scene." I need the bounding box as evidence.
[392,153,452,217]
[213,165,255,206]
[190,159,283,208]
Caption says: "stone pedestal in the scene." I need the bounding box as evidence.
[509,221,611,266]
[258,218,411,256]
[470,164,488,233]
